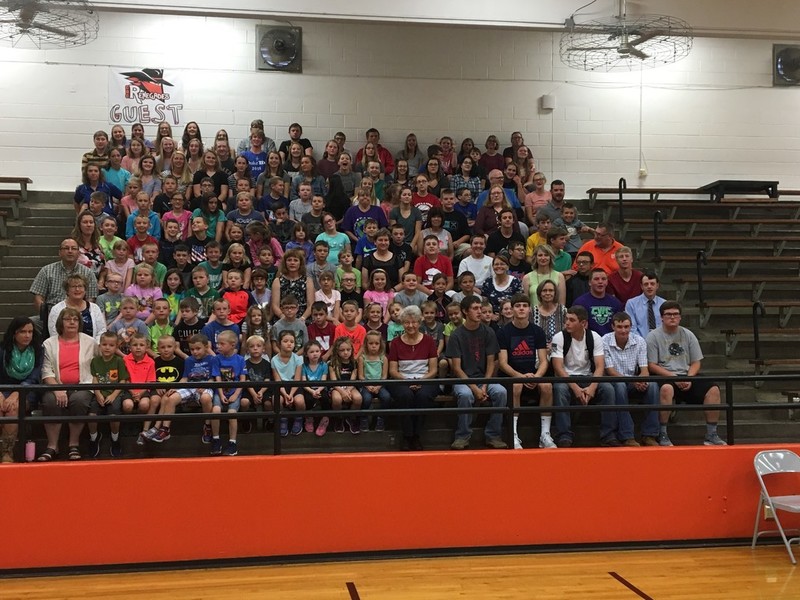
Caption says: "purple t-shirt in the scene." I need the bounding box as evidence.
[573,292,623,336]
[341,205,388,240]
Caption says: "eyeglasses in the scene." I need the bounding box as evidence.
[663,312,682,318]
[576,260,592,265]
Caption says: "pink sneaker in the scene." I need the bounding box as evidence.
[315,416,329,437]
[304,417,314,433]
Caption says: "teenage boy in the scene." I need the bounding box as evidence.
[497,293,555,450]
[566,251,594,307]
[123,333,158,448]
[301,194,326,239]
[89,331,128,458]
[547,227,574,274]
[506,240,531,281]
[446,295,508,450]
[153,175,179,216]
[213,330,247,456]
[333,299,367,356]
[389,223,416,272]
[270,294,308,354]
[486,208,525,258]
[440,188,472,258]
[607,246,643,305]
[550,306,616,448]
[269,202,295,247]
[241,129,268,181]
[573,268,623,336]
[81,130,110,172]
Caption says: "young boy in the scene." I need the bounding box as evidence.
[198,240,224,290]
[123,333,158,447]
[143,336,185,443]
[353,218,379,268]
[454,187,477,227]
[421,300,448,378]
[301,194,326,240]
[187,266,221,320]
[338,272,364,323]
[186,216,211,265]
[245,335,273,430]
[87,192,110,223]
[126,215,159,263]
[335,249,361,292]
[153,174,179,216]
[134,242,167,285]
[289,181,314,219]
[213,329,247,456]
[173,297,207,358]
[109,296,148,355]
[258,176,289,213]
[307,300,335,361]
[270,201,296,247]
[97,273,124,325]
[547,227,574,274]
[333,299,367,356]
[147,298,174,357]
[99,215,123,261]
[554,202,594,258]
[413,234,454,294]
[271,294,308,354]
[159,219,182,268]
[451,271,482,304]
[221,269,254,325]
[506,240,532,281]
[389,223,415,274]
[89,331,129,458]
[126,191,162,240]
[256,247,279,286]
[395,272,428,308]
[480,299,499,331]
[226,192,265,239]
[525,214,552,263]
[172,244,194,288]
[202,298,241,352]
[307,241,336,290]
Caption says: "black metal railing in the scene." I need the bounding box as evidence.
[2,372,799,458]
[617,177,627,225]
[652,209,664,262]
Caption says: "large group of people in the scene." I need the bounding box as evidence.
[1,121,726,461]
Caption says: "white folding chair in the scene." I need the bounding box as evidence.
[751,449,800,564]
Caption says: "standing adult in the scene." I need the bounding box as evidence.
[446,295,508,450]
[0,317,42,462]
[37,307,98,461]
[388,305,439,451]
[30,239,99,321]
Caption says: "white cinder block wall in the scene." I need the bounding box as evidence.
[0,12,799,192]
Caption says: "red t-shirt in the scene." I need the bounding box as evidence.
[58,339,81,384]
[413,254,454,288]
[222,289,254,324]
[608,269,643,305]
[412,193,441,223]
[308,321,335,354]
[123,353,156,394]
[387,334,438,379]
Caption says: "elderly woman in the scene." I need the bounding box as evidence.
[0,317,43,462]
[388,305,439,451]
[531,279,568,349]
[47,274,106,343]
[37,307,98,461]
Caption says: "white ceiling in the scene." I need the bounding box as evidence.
[92,0,800,38]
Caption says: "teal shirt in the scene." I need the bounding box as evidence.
[553,250,572,273]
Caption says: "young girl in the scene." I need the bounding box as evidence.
[224,222,249,257]
[246,221,283,267]
[270,330,306,437]
[329,337,363,434]
[357,330,391,432]
[122,138,146,173]
[386,301,405,342]
[107,240,135,289]
[362,302,388,341]
[286,222,313,262]
[241,305,270,357]
[221,242,252,289]
[161,268,186,325]
[427,273,451,323]
[120,177,142,220]
[250,267,272,311]
[498,299,514,327]
[363,268,394,324]
[163,193,191,239]
[137,155,162,201]
[125,263,163,323]
[314,271,341,324]
[418,207,453,258]
[301,340,330,436]
[110,124,127,153]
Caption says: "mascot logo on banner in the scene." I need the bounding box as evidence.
[109,67,184,126]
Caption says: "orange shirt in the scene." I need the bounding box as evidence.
[123,353,156,394]
[573,240,623,275]
[333,323,367,356]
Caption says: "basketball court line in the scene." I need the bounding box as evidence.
[346,581,361,599]
[609,571,654,600]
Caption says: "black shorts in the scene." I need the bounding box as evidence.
[667,379,718,404]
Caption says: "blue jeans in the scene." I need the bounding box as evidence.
[611,381,660,439]
[553,381,615,442]
[453,383,507,441]
[360,385,392,410]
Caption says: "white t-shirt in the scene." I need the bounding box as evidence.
[551,330,604,376]
[458,255,494,288]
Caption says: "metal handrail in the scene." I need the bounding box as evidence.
[617,177,627,225]
[696,249,708,306]
[652,210,663,261]
[752,301,766,361]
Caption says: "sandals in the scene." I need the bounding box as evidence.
[36,448,57,462]
[67,446,81,461]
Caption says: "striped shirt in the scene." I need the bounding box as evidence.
[601,332,648,377]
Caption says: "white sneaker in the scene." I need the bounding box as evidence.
[539,432,557,449]
[514,435,523,450]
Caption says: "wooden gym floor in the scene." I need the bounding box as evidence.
[1,545,797,599]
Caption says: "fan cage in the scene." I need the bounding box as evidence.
[0,0,99,49]
[560,14,693,72]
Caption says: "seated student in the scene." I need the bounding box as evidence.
[143,335,185,442]
[395,272,428,308]
[450,271,482,304]
[506,240,532,281]
[497,293,555,450]
[420,301,447,379]
[198,240,224,291]
[270,202,296,248]
[308,301,335,361]
[646,301,726,447]
[271,330,307,437]
[226,192,265,240]
[550,306,616,448]
[573,268,623,336]
[147,298,174,358]
[413,234,454,295]
[333,299,367,357]
[126,215,158,264]
[354,218,379,268]
[446,295,508,450]
[554,202,594,258]
[458,236,494,290]
[338,272,364,323]
[96,273,123,326]
[486,208,525,258]
[125,191,162,240]
[212,330,247,456]
[453,186,478,227]
[220,269,255,326]
[389,223,415,274]
[109,296,148,356]
[547,227,574,274]
[186,265,221,320]
[307,241,337,290]
[315,271,342,325]
[566,251,594,307]
[625,271,666,340]
[88,331,129,458]
[123,333,158,449]
[335,249,361,292]
[270,294,308,355]
[133,242,167,287]
[202,298,241,353]
[244,334,273,429]
[525,213,552,263]
[258,176,289,214]
[185,216,212,265]
[328,336,363,434]
[173,297,207,359]
[159,221,182,269]
[607,246,643,305]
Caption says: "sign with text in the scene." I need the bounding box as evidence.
[108,67,184,126]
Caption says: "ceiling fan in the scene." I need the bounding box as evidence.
[0,0,99,48]
[560,0,692,71]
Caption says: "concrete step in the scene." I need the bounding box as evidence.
[2,255,56,267]
[5,245,60,258]
[0,266,44,279]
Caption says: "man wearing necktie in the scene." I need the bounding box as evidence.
[625,272,666,339]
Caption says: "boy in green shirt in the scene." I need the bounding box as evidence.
[187,265,221,319]
[89,331,129,458]
[148,298,174,357]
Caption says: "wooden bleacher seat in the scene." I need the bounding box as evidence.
[0,176,31,203]
[720,328,800,356]
[751,358,800,380]
[698,300,800,328]
[780,391,800,420]
[656,255,800,278]
[586,186,699,207]
[624,218,799,238]
[673,276,799,302]
[640,235,800,258]
[603,200,800,222]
